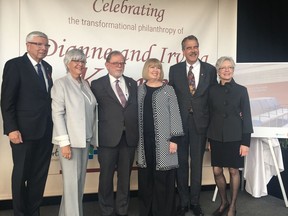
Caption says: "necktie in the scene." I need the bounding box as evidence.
[187,65,196,95]
[115,80,127,107]
[36,63,47,91]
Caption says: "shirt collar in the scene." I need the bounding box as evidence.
[219,78,236,87]
[109,74,124,85]
[186,59,200,69]
[27,53,41,67]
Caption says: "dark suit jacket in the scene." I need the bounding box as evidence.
[169,60,217,134]
[1,53,53,140]
[207,79,253,146]
[91,74,138,147]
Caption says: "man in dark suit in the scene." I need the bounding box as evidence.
[91,51,138,216]
[1,31,53,216]
[169,35,217,216]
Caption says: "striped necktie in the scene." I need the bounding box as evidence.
[115,80,127,107]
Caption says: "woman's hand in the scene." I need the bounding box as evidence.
[169,142,177,154]
[61,145,72,160]
[239,145,249,157]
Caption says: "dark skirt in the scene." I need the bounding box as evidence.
[210,139,244,168]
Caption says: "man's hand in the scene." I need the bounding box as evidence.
[8,130,23,144]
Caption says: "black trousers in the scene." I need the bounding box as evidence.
[176,113,206,207]
[10,127,53,216]
[98,132,136,216]
[138,134,176,216]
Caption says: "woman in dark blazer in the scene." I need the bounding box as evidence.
[207,56,253,216]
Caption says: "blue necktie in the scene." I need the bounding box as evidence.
[36,63,46,91]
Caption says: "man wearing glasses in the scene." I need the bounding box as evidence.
[91,51,138,216]
[1,31,53,216]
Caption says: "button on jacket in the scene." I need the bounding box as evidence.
[207,79,253,145]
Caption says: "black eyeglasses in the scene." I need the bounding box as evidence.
[28,42,51,48]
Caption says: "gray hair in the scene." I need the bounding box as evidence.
[181,35,199,51]
[26,31,48,42]
[215,56,236,71]
[63,49,87,72]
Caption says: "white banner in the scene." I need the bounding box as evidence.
[0,0,237,199]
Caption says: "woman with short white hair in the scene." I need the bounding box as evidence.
[208,56,253,216]
[51,48,98,216]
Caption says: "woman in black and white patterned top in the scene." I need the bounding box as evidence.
[137,58,184,216]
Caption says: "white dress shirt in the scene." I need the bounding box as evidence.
[109,74,129,102]
[27,53,48,91]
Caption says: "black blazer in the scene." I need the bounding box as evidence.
[207,79,253,146]
[169,60,217,134]
[1,53,53,140]
[91,74,138,147]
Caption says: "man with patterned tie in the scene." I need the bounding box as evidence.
[91,50,138,216]
[188,65,196,96]
[169,35,217,216]
[1,31,53,216]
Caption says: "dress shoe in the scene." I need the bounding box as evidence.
[190,204,204,216]
[176,205,189,216]
[116,214,128,216]
[212,203,229,216]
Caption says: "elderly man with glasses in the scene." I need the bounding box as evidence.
[91,50,139,216]
[1,31,53,216]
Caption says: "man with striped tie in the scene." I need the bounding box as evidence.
[91,51,138,216]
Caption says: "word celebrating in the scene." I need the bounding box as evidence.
[92,0,165,22]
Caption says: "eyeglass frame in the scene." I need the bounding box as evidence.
[108,61,126,67]
[71,60,87,64]
[27,42,51,48]
[219,66,234,71]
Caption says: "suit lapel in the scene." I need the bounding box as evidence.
[23,55,45,92]
[103,75,123,107]
[123,76,132,106]
[194,61,207,96]
[179,62,190,92]
[42,61,53,92]
[23,54,50,94]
